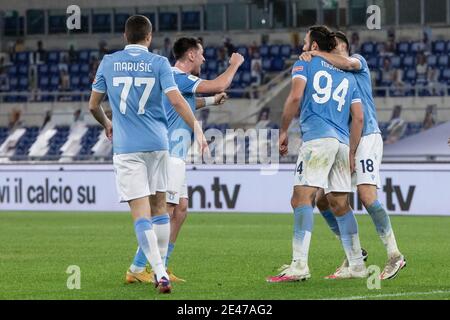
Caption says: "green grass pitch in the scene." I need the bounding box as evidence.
[0,211,449,300]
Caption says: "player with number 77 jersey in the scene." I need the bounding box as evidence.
[89,15,208,294]
[268,25,365,283]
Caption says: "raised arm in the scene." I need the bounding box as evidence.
[196,53,244,93]
[279,78,306,156]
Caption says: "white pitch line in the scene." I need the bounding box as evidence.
[321,290,450,300]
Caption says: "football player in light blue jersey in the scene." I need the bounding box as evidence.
[139,37,244,282]
[267,26,366,283]
[300,31,405,280]
[88,15,207,294]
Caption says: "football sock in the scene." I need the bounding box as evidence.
[366,200,401,258]
[320,209,340,237]
[152,214,171,265]
[130,246,146,273]
[335,210,364,267]
[134,218,168,282]
[166,242,175,268]
[292,205,314,265]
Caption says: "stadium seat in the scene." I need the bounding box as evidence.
[361,42,375,56]
[240,72,252,85]
[47,51,60,64]
[204,47,217,60]
[7,65,18,76]
[433,40,446,54]
[280,45,292,58]
[259,45,270,58]
[80,76,91,90]
[70,63,81,74]
[262,58,272,71]
[269,45,280,57]
[404,69,417,82]
[397,41,410,55]
[441,68,450,81]
[18,77,28,91]
[39,76,50,90]
[80,63,90,74]
[70,76,81,90]
[410,41,423,54]
[49,64,59,75]
[206,60,218,73]
[271,57,284,71]
[427,55,438,68]
[402,55,415,68]
[78,50,91,63]
[38,64,49,75]
[391,56,402,68]
[18,64,28,76]
[9,77,18,91]
[240,59,251,72]
[15,52,29,64]
[50,76,60,90]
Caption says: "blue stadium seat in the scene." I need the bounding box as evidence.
[206,60,218,73]
[38,64,49,75]
[262,58,272,71]
[404,69,417,83]
[204,47,217,60]
[441,68,450,81]
[7,66,17,76]
[50,76,60,90]
[49,64,59,75]
[367,56,378,69]
[9,77,18,91]
[361,42,375,56]
[240,72,252,85]
[433,40,446,54]
[271,57,284,71]
[259,45,270,58]
[438,55,449,67]
[71,75,81,90]
[78,50,91,63]
[47,51,60,64]
[269,45,280,57]
[280,45,291,58]
[18,77,28,91]
[70,63,81,74]
[18,64,28,76]
[39,76,50,90]
[427,55,438,68]
[80,63,90,74]
[397,41,410,55]
[402,55,415,68]
[80,76,90,90]
[410,41,422,54]
[391,56,401,68]
[15,52,29,64]
[240,59,251,72]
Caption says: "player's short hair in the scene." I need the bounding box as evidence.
[308,25,337,52]
[335,31,350,54]
[125,15,152,44]
[173,37,202,61]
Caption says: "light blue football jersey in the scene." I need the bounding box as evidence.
[163,67,202,159]
[292,57,362,145]
[92,44,178,154]
[351,54,381,136]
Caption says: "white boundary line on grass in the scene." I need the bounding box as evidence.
[322,290,450,300]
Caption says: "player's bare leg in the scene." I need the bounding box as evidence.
[326,192,367,279]
[126,196,171,293]
[165,199,188,282]
[358,184,405,280]
[267,186,316,283]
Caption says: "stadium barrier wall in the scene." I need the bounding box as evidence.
[0,163,449,215]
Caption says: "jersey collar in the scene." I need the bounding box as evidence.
[124,44,149,52]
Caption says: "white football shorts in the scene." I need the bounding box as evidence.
[293,138,351,194]
[113,150,168,202]
[166,156,188,205]
[352,133,383,189]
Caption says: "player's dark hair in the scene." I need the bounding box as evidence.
[335,30,350,54]
[308,25,337,52]
[173,37,202,61]
[125,15,152,44]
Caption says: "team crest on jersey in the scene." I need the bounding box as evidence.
[188,74,199,82]
[292,66,303,73]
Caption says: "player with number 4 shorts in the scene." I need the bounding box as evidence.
[300,31,405,280]
[267,25,366,283]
